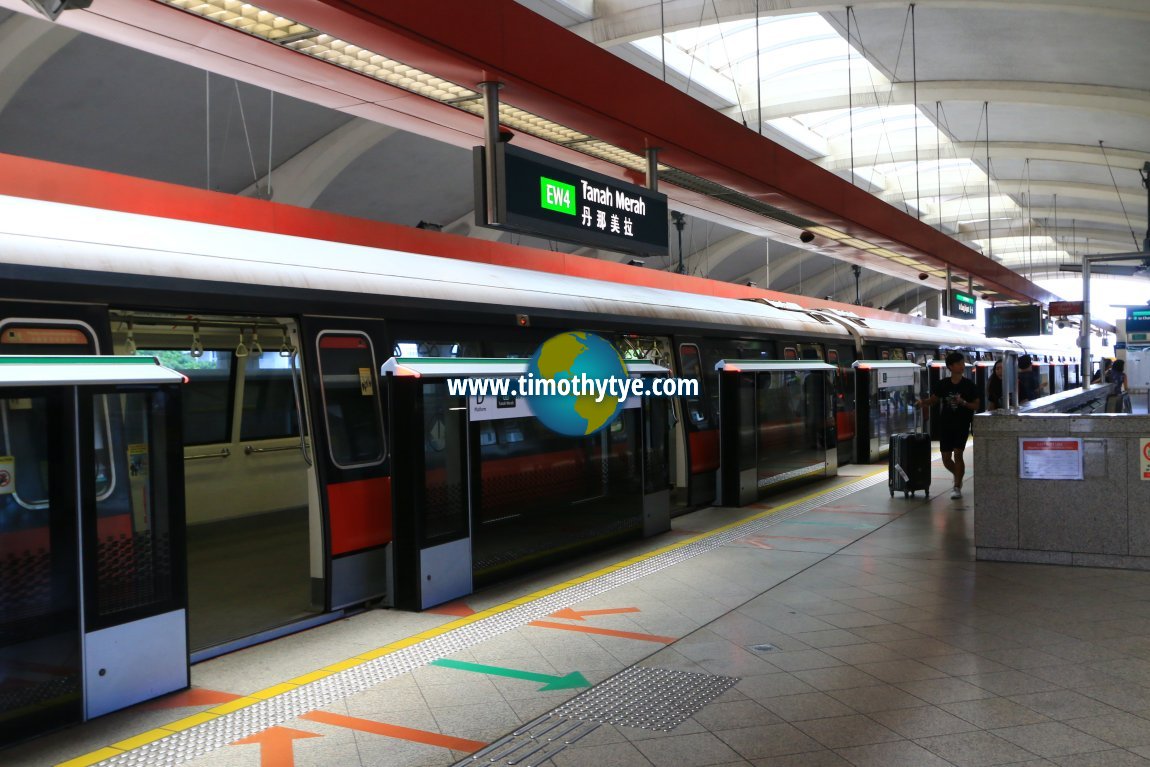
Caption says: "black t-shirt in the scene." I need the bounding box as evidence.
[932,375,979,428]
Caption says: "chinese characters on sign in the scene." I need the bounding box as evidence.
[475,144,669,257]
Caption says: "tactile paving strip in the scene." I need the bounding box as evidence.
[95,469,894,767]
[452,716,600,766]
[551,666,740,731]
[453,667,739,766]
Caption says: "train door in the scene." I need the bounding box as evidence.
[675,340,718,507]
[619,335,686,515]
[828,346,856,465]
[111,312,320,655]
[301,318,392,611]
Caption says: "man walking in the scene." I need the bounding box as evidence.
[918,351,980,499]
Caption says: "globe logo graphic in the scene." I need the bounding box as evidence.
[526,331,628,437]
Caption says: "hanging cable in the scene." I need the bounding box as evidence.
[911,3,919,219]
[205,72,211,190]
[267,90,274,200]
[660,0,666,82]
[854,7,913,213]
[1030,160,1039,280]
[847,6,855,186]
[234,82,260,188]
[937,103,980,236]
[985,101,992,261]
[1098,140,1139,249]
[710,0,748,127]
[936,101,942,232]
[681,2,709,97]
[755,0,762,135]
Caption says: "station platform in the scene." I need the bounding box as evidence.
[11,448,1150,767]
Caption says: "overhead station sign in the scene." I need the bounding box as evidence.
[1049,300,1084,316]
[948,289,977,319]
[1128,308,1150,333]
[474,144,669,257]
[986,304,1044,337]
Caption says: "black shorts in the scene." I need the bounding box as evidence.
[938,423,971,453]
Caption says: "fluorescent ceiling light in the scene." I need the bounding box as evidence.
[156,0,652,172]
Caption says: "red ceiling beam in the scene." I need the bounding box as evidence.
[0,150,945,326]
[252,0,1056,304]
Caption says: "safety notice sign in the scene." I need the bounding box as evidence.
[1141,438,1150,481]
[1019,438,1084,480]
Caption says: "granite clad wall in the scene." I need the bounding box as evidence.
[973,414,1150,569]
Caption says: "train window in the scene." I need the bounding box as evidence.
[89,391,179,623]
[138,350,233,446]
[678,344,708,425]
[240,352,300,441]
[1,390,113,509]
[0,396,53,509]
[783,347,798,361]
[317,332,385,469]
[394,341,480,358]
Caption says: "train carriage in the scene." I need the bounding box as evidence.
[0,194,1077,668]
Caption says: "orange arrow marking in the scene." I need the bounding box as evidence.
[140,687,242,710]
[233,727,320,767]
[426,600,476,617]
[301,711,488,752]
[549,607,640,621]
[528,620,675,643]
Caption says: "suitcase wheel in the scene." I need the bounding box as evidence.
[889,488,894,498]
[904,490,911,498]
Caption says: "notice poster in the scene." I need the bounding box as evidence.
[1018,438,1084,480]
[1141,438,1150,481]
[877,368,916,389]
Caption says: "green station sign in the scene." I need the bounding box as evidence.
[475,144,669,257]
[1128,308,1150,333]
[540,177,576,216]
[948,289,977,319]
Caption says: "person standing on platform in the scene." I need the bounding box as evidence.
[1107,359,1128,393]
[987,359,1004,410]
[1018,354,1041,403]
[918,351,980,499]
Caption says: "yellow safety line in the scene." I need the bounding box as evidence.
[58,467,887,767]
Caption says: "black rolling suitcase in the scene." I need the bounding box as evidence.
[889,411,931,498]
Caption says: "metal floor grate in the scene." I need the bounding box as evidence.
[96,470,892,767]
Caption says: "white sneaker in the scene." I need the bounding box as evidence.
[950,487,962,499]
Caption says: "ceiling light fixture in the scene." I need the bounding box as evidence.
[156,0,655,172]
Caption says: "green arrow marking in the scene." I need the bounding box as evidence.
[429,659,590,691]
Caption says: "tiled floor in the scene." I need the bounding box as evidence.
[547,468,1150,766]
[10,448,1150,767]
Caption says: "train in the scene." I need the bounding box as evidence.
[0,192,1080,665]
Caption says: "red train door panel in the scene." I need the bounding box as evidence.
[301,319,392,610]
